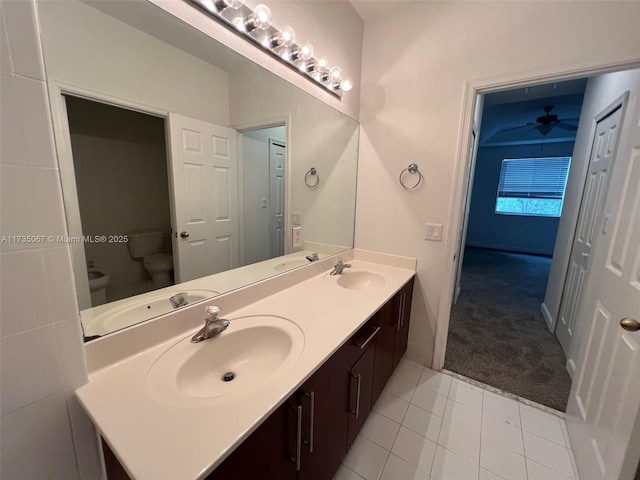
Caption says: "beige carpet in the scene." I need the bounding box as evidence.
[445,247,571,412]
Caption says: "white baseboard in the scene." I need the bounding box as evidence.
[566,358,576,379]
[541,302,555,332]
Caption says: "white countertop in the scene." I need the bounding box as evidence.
[76,249,416,480]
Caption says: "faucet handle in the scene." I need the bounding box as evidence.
[206,306,221,319]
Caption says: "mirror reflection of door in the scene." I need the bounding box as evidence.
[269,139,286,259]
[240,126,286,266]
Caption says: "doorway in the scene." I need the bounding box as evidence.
[445,82,585,410]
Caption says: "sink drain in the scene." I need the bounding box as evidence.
[222,372,235,382]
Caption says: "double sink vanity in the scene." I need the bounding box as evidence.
[77,249,416,479]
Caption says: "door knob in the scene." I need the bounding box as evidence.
[180,231,189,238]
[581,253,590,258]
[620,318,640,332]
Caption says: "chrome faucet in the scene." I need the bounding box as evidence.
[330,258,352,275]
[191,306,230,343]
[169,292,189,309]
[306,252,319,262]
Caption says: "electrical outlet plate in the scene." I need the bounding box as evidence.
[424,223,443,242]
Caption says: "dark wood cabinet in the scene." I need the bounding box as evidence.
[372,277,415,403]
[297,347,351,480]
[347,343,376,449]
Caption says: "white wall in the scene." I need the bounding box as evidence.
[242,126,286,265]
[355,1,640,365]
[38,0,229,124]
[544,68,640,333]
[0,0,102,478]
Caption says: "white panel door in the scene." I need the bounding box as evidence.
[269,139,285,258]
[167,113,239,282]
[557,106,623,359]
[567,96,640,480]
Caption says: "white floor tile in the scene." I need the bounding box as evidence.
[411,386,447,417]
[373,391,410,424]
[479,468,505,480]
[333,464,365,480]
[380,453,430,480]
[391,426,437,475]
[402,404,442,442]
[520,404,566,446]
[482,415,524,455]
[360,411,400,450]
[526,458,575,480]
[343,435,389,480]
[394,361,424,384]
[443,398,482,429]
[523,431,574,478]
[438,418,481,463]
[448,378,483,410]
[418,369,452,397]
[482,390,521,427]
[430,446,479,480]
[480,437,527,480]
[385,375,417,403]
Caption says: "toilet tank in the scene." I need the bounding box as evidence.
[127,229,169,258]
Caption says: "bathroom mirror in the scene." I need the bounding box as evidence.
[37,0,358,339]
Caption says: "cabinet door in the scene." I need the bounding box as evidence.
[371,300,395,405]
[392,277,415,370]
[298,348,351,480]
[347,344,376,449]
[206,396,297,480]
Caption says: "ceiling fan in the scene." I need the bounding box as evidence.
[503,105,579,136]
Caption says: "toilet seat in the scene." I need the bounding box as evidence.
[143,253,173,268]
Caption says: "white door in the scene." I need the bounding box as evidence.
[167,113,239,283]
[556,106,623,358]
[566,95,640,479]
[453,128,478,305]
[269,139,285,258]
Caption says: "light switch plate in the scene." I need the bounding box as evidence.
[292,226,302,248]
[425,223,443,241]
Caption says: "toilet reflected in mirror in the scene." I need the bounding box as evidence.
[127,230,174,289]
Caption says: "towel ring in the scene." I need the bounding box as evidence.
[305,167,320,188]
[399,163,423,190]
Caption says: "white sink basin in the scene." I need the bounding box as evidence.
[87,289,218,335]
[147,315,305,407]
[324,268,386,291]
[273,259,309,271]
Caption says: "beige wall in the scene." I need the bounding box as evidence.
[355,1,640,365]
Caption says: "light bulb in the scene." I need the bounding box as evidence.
[269,25,296,48]
[329,66,342,82]
[317,56,328,70]
[231,16,246,31]
[246,4,271,30]
[340,79,353,92]
[299,42,314,60]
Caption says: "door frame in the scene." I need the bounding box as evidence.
[46,79,168,311]
[233,116,291,265]
[434,58,640,371]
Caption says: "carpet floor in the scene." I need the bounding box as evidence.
[445,247,571,412]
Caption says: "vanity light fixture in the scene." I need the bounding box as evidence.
[188,0,353,98]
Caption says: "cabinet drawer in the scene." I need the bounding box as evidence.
[342,315,381,366]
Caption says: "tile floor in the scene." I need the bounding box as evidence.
[334,360,580,480]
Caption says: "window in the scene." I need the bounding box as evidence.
[495,156,571,217]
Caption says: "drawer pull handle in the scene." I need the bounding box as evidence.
[356,326,381,350]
